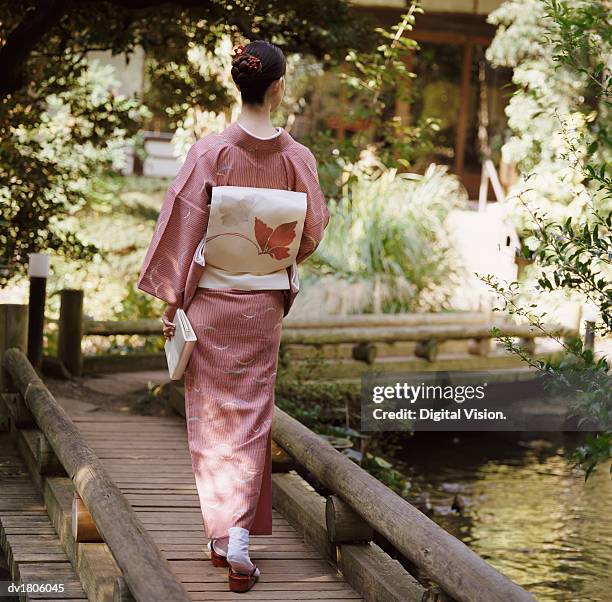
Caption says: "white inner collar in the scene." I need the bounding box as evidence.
[236,121,282,140]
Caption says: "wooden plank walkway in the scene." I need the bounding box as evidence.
[64,408,363,601]
[0,432,87,601]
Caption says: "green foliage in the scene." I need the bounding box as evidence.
[523,203,611,331]
[486,0,611,229]
[116,281,163,322]
[545,0,612,88]
[167,4,440,180]
[0,1,374,102]
[0,61,147,286]
[40,174,168,321]
[283,8,470,317]
[360,453,412,497]
[275,349,356,428]
[275,364,412,496]
[573,432,611,480]
[483,0,611,478]
[306,162,467,313]
[336,3,442,169]
[298,3,442,179]
[1,0,376,286]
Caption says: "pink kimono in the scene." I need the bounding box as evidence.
[137,122,329,537]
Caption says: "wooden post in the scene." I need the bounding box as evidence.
[27,277,47,370]
[0,392,34,428]
[72,493,103,542]
[273,472,427,601]
[58,289,83,377]
[326,495,374,543]
[271,439,295,473]
[26,253,51,371]
[38,433,65,475]
[0,304,28,393]
[352,342,377,364]
[114,577,136,602]
[467,338,491,356]
[454,41,474,177]
[414,339,439,362]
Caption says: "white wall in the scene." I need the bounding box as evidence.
[87,47,145,98]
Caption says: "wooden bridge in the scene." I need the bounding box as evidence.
[50,288,573,380]
[0,303,541,601]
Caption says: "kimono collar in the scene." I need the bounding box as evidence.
[223,121,294,153]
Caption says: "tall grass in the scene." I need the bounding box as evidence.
[305,163,467,314]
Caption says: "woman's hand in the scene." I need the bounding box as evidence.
[161,305,178,340]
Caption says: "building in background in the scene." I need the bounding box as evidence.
[320,0,510,198]
[91,0,511,197]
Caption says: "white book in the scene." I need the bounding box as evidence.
[164,309,197,380]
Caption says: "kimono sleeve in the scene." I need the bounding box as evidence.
[293,148,330,264]
[136,141,215,307]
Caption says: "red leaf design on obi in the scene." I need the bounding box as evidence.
[254,217,297,260]
[268,246,290,260]
[254,217,273,250]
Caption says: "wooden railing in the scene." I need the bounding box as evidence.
[49,289,576,375]
[82,310,506,334]
[1,344,191,602]
[271,408,535,602]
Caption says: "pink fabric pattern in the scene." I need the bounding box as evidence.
[184,288,283,537]
[137,121,329,541]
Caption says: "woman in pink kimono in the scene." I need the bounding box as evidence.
[137,40,329,592]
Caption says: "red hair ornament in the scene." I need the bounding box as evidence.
[244,54,262,72]
[232,44,262,73]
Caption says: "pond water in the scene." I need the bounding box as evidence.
[397,432,612,602]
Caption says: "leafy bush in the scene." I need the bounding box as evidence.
[305,161,467,313]
[483,0,611,478]
[0,60,147,286]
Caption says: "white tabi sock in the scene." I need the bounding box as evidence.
[227,527,260,576]
[207,536,228,556]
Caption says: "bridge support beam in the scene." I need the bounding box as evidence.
[326,495,373,543]
[72,493,103,543]
[3,348,192,602]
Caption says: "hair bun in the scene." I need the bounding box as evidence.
[232,53,262,76]
[230,40,286,103]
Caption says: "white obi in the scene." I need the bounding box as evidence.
[195,186,307,290]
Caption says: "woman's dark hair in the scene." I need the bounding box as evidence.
[231,40,286,105]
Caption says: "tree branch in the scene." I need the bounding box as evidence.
[0,0,227,100]
[0,0,68,99]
